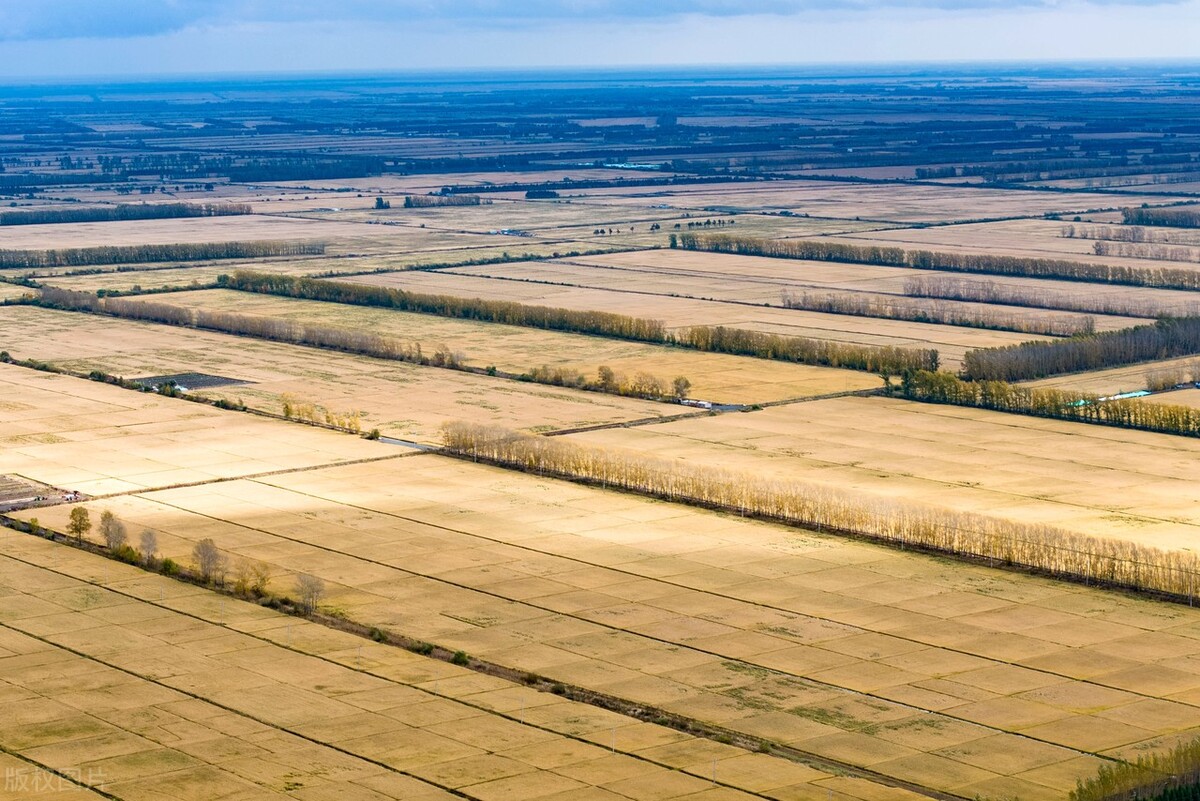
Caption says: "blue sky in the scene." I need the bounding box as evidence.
[0,0,1194,77]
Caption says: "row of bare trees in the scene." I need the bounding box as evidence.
[1091,240,1199,263]
[441,421,1200,600]
[226,270,667,341]
[780,288,1095,336]
[527,365,691,401]
[36,287,694,403]
[961,317,1200,381]
[403,195,484,207]
[226,270,938,374]
[1122,206,1200,229]
[0,202,251,226]
[63,507,326,613]
[679,324,938,373]
[676,232,1200,290]
[1062,224,1200,246]
[903,275,1199,318]
[900,370,1200,437]
[0,240,324,269]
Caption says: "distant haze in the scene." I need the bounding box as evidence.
[0,0,1196,78]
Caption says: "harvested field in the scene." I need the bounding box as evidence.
[0,531,863,801]
[833,218,1200,273]
[0,360,388,495]
[560,248,1195,319]
[450,252,1142,332]
[26,453,1200,800]
[550,180,1188,223]
[343,268,1047,369]
[567,396,1200,549]
[1027,356,1200,397]
[0,307,674,442]
[0,216,337,249]
[145,289,881,404]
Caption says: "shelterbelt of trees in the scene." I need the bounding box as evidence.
[961,317,1200,381]
[899,369,1200,438]
[675,232,1200,290]
[442,421,1200,602]
[1122,206,1200,229]
[225,270,938,374]
[0,202,251,226]
[0,240,323,269]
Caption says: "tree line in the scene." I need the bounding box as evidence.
[441,421,1200,602]
[960,317,1200,381]
[904,275,1197,318]
[1122,206,1200,229]
[900,369,1200,438]
[780,288,1095,336]
[0,240,324,269]
[1062,224,1200,246]
[1069,736,1200,801]
[35,287,694,405]
[675,232,1200,291]
[224,271,938,375]
[0,202,251,226]
[403,195,484,207]
[224,270,667,341]
[679,324,937,373]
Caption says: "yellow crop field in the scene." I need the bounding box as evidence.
[344,269,1040,369]
[0,309,675,444]
[139,289,882,404]
[0,530,884,801]
[0,361,387,496]
[567,396,1200,548]
[25,450,1200,800]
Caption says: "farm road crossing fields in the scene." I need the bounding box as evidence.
[26,454,1200,800]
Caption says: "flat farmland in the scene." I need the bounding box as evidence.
[542,251,1171,323]
[0,361,387,496]
[451,253,1142,332]
[0,308,674,442]
[568,396,1200,549]
[28,454,1200,799]
[833,217,1200,272]
[1028,356,1200,396]
[0,532,855,801]
[344,269,1047,369]
[546,180,1188,223]
[144,289,881,404]
[0,215,340,249]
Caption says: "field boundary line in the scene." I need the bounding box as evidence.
[115,475,1123,776]
[0,533,953,801]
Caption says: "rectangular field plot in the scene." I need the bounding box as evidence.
[568,396,1200,549]
[344,269,1042,369]
[0,361,387,495]
[449,252,1142,332]
[146,289,881,404]
[0,307,674,442]
[560,248,1197,319]
[25,454,1200,800]
[832,217,1200,273]
[0,532,852,801]
[550,180,1189,223]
